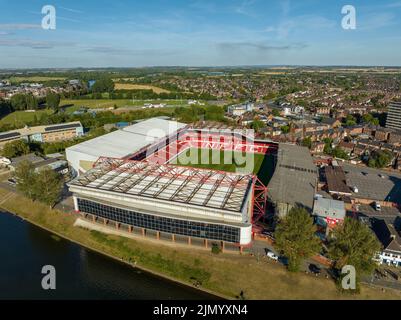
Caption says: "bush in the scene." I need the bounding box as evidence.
[211,243,221,254]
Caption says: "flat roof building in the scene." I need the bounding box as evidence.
[313,197,345,231]
[268,144,317,217]
[66,118,187,175]
[0,121,84,149]
[342,163,401,204]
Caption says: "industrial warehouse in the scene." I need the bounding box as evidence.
[67,118,278,250]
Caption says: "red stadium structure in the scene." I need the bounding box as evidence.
[122,125,278,230]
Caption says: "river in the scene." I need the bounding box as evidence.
[0,211,216,300]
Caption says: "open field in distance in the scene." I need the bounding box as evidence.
[6,76,67,83]
[114,83,170,93]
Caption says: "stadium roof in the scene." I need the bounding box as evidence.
[268,143,317,211]
[69,157,254,216]
[66,118,187,159]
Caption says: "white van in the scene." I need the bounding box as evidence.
[266,249,279,261]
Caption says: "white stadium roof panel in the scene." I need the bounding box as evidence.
[69,158,253,215]
[122,118,187,138]
[66,119,186,160]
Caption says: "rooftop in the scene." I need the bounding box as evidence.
[325,166,352,196]
[0,121,82,142]
[268,143,317,211]
[371,219,401,254]
[66,118,187,159]
[313,197,346,220]
[69,157,254,215]
[342,163,401,203]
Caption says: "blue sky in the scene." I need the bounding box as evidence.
[0,0,400,68]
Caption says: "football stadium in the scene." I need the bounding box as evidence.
[67,118,278,250]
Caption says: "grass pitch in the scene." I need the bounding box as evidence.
[170,148,276,185]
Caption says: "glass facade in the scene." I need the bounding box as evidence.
[77,198,241,243]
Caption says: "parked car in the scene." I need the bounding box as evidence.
[7,178,16,186]
[309,264,321,275]
[374,202,381,211]
[265,249,279,261]
[278,256,289,266]
[262,230,275,239]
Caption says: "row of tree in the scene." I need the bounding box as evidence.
[275,208,381,292]
[14,160,63,208]
[73,89,217,101]
[9,92,60,111]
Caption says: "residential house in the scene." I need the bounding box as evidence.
[372,219,401,267]
[338,141,355,156]
[313,197,346,235]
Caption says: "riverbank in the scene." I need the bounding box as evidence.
[1,187,401,300]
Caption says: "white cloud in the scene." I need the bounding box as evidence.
[0,24,41,30]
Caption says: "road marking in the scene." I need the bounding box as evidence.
[0,192,15,205]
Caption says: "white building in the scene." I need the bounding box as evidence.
[372,219,401,267]
[66,118,186,175]
[228,102,254,116]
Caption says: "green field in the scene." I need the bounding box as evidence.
[170,148,275,184]
[0,109,54,127]
[7,76,66,83]
[61,99,190,110]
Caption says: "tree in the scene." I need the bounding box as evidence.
[275,207,321,272]
[0,99,12,117]
[204,105,224,121]
[91,77,115,93]
[323,138,333,155]
[362,114,379,126]
[46,92,61,111]
[344,115,357,127]
[281,125,290,134]
[1,140,30,158]
[302,137,312,149]
[251,119,266,132]
[366,150,393,168]
[332,147,350,160]
[13,160,38,200]
[35,167,63,207]
[10,93,27,110]
[25,94,38,110]
[328,218,381,290]
[272,109,280,117]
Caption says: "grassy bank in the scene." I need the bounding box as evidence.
[0,109,54,127]
[1,187,401,300]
